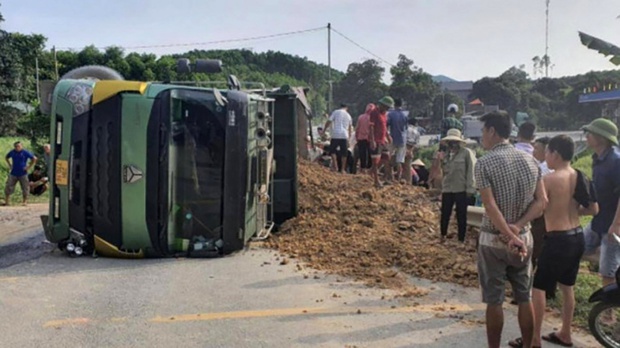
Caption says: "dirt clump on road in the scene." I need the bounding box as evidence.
[267,161,480,295]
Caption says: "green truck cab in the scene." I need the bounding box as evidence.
[42,63,302,258]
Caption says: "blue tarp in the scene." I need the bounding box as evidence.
[578,89,620,103]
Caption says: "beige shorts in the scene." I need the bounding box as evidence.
[390,144,406,164]
[5,175,29,198]
[477,231,533,305]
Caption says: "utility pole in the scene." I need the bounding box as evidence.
[544,0,550,78]
[327,23,332,113]
[53,46,59,81]
[35,57,40,103]
[442,90,445,120]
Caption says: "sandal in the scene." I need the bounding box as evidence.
[508,337,541,348]
[542,332,573,347]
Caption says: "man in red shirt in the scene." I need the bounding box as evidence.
[369,96,394,187]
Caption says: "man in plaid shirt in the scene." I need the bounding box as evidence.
[475,111,547,348]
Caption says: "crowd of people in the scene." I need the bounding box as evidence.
[311,96,428,188]
[473,112,619,348]
[313,97,620,348]
[3,141,51,206]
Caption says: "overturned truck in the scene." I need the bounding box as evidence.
[39,60,309,258]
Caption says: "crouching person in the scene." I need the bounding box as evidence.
[29,165,49,196]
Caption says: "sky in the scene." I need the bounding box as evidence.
[1,0,619,82]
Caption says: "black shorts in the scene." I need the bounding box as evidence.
[533,227,585,293]
[329,139,348,157]
[30,184,46,196]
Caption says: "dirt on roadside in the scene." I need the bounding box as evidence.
[266,161,480,296]
[0,203,48,246]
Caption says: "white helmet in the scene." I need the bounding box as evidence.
[447,104,459,113]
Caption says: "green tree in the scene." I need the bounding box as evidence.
[470,66,531,116]
[389,54,440,118]
[9,33,47,101]
[333,59,387,118]
[0,6,23,136]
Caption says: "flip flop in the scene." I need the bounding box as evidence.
[508,337,541,348]
[542,332,573,347]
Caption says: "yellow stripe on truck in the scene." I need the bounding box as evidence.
[94,235,145,259]
[92,81,147,105]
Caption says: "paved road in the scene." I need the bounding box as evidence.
[0,239,598,348]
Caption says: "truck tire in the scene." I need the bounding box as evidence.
[60,65,124,81]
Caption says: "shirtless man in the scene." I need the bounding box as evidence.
[518,135,598,348]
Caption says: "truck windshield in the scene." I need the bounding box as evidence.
[167,89,225,248]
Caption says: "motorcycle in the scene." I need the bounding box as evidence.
[589,266,620,348]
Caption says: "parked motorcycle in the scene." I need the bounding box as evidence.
[589,266,620,348]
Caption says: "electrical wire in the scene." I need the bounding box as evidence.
[56,26,326,51]
[330,27,396,67]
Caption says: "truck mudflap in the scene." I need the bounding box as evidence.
[40,215,50,237]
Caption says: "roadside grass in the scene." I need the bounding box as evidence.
[0,137,49,205]
[572,150,593,179]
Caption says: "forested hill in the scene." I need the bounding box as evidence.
[53,47,341,116]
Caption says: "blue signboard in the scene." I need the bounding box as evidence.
[579,89,620,103]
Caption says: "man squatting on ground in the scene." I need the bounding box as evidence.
[29,165,49,197]
[475,111,547,348]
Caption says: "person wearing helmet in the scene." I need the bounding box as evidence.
[582,118,620,289]
[441,104,463,138]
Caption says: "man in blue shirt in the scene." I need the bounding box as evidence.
[582,118,620,287]
[4,141,37,206]
[387,98,408,182]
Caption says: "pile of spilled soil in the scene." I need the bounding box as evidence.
[266,161,480,295]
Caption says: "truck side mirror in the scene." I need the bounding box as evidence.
[38,81,58,115]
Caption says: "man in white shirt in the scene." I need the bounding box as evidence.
[324,104,353,173]
[533,137,553,176]
[514,122,536,156]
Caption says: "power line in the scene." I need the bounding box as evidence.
[56,26,325,51]
[330,27,396,67]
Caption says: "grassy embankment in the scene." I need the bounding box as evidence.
[0,137,49,205]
